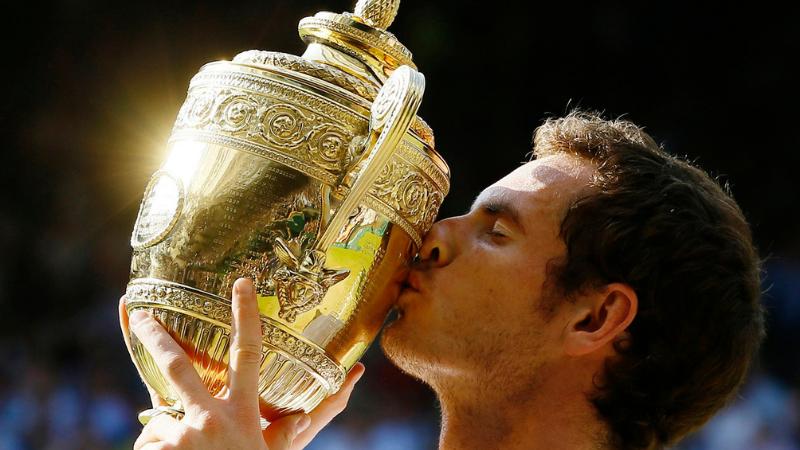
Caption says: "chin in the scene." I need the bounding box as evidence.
[381,304,419,349]
[380,314,436,382]
[380,315,407,356]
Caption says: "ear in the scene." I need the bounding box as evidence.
[563,283,638,357]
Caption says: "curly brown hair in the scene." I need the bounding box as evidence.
[532,110,765,449]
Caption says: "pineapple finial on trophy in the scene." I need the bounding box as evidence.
[298,0,414,83]
[354,0,400,30]
[126,0,449,427]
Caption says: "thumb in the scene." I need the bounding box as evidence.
[262,413,312,450]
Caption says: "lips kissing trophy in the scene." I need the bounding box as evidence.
[124,0,449,424]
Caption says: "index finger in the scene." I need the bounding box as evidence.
[119,296,166,408]
[129,309,211,413]
[228,278,264,406]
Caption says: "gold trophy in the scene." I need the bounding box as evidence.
[124,0,449,423]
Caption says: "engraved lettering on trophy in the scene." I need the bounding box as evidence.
[126,0,451,424]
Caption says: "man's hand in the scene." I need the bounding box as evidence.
[119,278,365,450]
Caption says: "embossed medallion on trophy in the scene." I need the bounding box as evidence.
[124,0,450,423]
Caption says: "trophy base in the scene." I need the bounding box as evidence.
[126,280,346,422]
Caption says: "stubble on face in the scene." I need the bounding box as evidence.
[381,305,554,410]
[380,321,438,381]
[380,264,554,399]
[381,154,595,396]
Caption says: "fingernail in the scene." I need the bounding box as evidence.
[295,414,311,435]
[235,278,254,296]
[129,310,148,326]
[354,364,366,383]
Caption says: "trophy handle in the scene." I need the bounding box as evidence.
[315,65,426,251]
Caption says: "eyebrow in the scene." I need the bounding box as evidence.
[470,189,525,233]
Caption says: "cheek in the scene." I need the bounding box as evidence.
[462,244,540,291]
[437,251,495,297]
[442,247,550,321]
[430,250,515,318]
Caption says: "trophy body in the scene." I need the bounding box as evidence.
[124,0,449,421]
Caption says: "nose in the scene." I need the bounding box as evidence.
[417,217,456,268]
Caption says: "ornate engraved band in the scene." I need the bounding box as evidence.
[169,130,340,186]
[173,83,362,179]
[181,66,447,185]
[125,279,346,389]
[187,69,364,127]
[170,67,448,242]
[396,140,449,196]
[185,65,445,183]
[370,153,444,242]
[232,51,435,148]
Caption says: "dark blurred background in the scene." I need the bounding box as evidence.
[2,0,799,448]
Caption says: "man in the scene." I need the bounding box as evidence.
[122,110,764,449]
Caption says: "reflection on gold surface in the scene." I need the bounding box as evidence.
[125,0,449,420]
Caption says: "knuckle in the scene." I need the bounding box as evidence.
[233,343,262,365]
[194,409,217,428]
[329,394,349,413]
[133,316,159,336]
[162,352,191,377]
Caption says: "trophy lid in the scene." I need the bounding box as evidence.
[298,0,414,83]
[232,0,436,148]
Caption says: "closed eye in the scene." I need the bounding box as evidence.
[487,221,510,239]
[488,227,505,237]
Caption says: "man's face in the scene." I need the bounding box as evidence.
[381,153,595,386]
